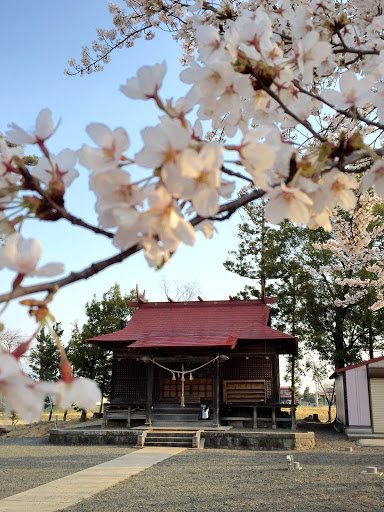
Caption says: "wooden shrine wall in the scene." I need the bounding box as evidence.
[111,343,278,403]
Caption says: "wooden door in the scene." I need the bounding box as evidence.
[163,377,213,399]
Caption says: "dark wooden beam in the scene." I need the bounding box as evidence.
[145,361,154,426]
[291,355,296,405]
[213,359,220,426]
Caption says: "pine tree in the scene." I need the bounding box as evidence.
[29,323,63,382]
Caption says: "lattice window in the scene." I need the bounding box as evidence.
[222,357,272,379]
[114,359,146,379]
[113,379,147,399]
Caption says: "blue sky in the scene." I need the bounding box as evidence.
[1,1,257,343]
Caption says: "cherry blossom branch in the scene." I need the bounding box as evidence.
[0,242,141,303]
[221,165,254,183]
[17,164,114,239]
[0,188,267,304]
[191,187,266,224]
[66,25,153,76]
[258,80,327,143]
[293,81,384,131]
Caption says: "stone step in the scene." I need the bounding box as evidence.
[146,432,194,438]
[145,440,193,447]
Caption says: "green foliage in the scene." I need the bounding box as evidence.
[66,284,138,396]
[29,323,63,381]
[23,154,39,166]
[303,386,311,401]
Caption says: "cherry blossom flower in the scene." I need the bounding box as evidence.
[293,31,332,83]
[265,183,314,225]
[32,149,79,187]
[53,377,101,411]
[0,349,53,423]
[239,132,276,188]
[6,109,59,145]
[90,169,143,228]
[322,72,374,110]
[120,62,167,99]
[361,159,384,198]
[135,117,191,169]
[167,143,226,217]
[0,233,64,277]
[80,123,130,173]
[313,169,357,212]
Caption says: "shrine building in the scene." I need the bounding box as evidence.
[87,297,298,429]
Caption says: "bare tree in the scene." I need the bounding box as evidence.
[305,360,336,423]
[160,278,201,302]
[0,329,26,353]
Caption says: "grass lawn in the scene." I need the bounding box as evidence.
[0,406,99,426]
[295,405,336,422]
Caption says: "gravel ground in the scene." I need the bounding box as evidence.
[0,437,136,499]
[1,425,384,511]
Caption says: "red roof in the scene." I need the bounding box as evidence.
[329,355,384,379]
[87,299,297,353]
[128,335,237,349]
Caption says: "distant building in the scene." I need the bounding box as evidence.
[280,386,292,404]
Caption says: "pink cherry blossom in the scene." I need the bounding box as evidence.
[53,377,101,411]
[265,183,313,225]
[32,149,79,186]
[120,61,167,99]
[80,123,130,173]
[6,109,59,145]
[0,233,64,277]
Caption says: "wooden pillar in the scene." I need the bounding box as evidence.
[253,406,258,429]
[291,355,296,405]
[271,354,279,402]
[213,359,220,426]
[290,406,297,431]
[127,405,132,428]
[146,361,154,426]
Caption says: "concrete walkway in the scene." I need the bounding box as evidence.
[0,447,186,512]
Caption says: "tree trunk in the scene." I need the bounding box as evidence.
[369,323,374,360]
[80,409,87,422]
[63,410,67,422]
[327,383,335,423]
[333,307,347,369]
[99,391,104,414]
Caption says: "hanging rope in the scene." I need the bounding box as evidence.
[144,355,220,376]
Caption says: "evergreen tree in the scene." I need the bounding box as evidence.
[29,323,63,381]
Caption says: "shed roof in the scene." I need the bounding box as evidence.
[329,355,384,379]
[87,298,297,354]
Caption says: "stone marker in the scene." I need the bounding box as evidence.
[361,466,383,475]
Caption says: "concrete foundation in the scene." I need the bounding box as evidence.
[49,428,315,450]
